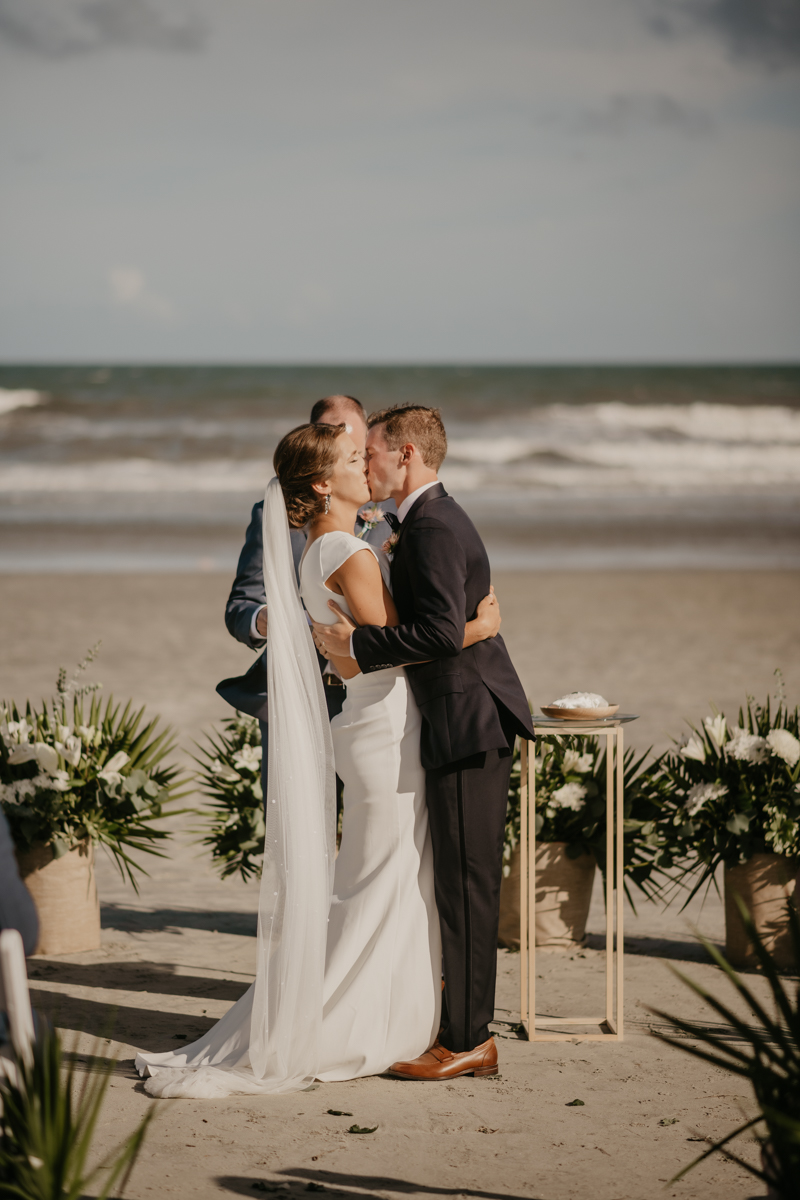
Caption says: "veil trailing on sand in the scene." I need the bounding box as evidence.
[136,477,336,1097]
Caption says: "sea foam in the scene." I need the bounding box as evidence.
[0,388,45,416]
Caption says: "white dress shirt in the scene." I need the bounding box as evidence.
[250,606,267,642]
[396,479,439,524]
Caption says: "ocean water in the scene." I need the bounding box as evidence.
[1,364,798,571]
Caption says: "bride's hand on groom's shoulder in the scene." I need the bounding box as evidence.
[474,586,501,641]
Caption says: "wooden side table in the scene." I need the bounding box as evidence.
[518,714,638,1042]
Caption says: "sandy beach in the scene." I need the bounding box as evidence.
[3,568,799,1200]
[3,568,797,754]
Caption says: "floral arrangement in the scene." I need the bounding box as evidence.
[0,648,185,886]
[504,732,673,901]
[194,711,265,881]
[655,676,800,903]
[356,503,385,539]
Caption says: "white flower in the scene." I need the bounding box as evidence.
[727,727,768,763]
[685,781,728,817]
[766,728,800,768]
[57,724,72,743]
[1,718,32,746]
[561,749,594,775]
[680,736,707,763]
[703,714,727,750]
[550,782,588,811]
[0,781,20,805]
[233,744,262,772]
[102,751,130,775]
[0,771,65,805]
[211,758,240,782]
[56,735,82,768]
[78,724,96,742]
[34,743,60,775]
[7,743,38,765]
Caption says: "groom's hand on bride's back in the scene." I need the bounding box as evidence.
[313,589,500,658]
[311,602,357,659]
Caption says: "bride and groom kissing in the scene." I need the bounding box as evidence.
[136,396,534,1097]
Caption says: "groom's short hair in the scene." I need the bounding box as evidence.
[367,405,447,471]
[310,394,365,424]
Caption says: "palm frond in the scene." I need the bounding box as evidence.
[650,900,800,1197]
[0,1027,155,1199]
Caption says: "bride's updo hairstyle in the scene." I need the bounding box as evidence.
[273,422,346,528]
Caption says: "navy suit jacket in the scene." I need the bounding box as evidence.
[352,483,534,770]
[217,497,396,720]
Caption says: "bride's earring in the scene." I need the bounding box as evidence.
[324,494,331,515]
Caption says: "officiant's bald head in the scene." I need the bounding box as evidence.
[310,394,367,453]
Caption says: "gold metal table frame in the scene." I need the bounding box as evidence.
[519,716,637,1042]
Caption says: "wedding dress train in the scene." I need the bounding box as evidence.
[135,491,440,1097]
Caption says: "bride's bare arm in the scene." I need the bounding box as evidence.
[323,550,398,679]
[318,552,500,671]
[328,549,398,627]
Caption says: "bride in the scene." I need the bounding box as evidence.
[135,422,498,1097]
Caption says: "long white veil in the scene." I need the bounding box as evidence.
[249,476,336,1085]
[137,477,335,1097]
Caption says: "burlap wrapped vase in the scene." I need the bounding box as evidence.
[498,841,596,950]
[724,852,799,970]
[15,839,101,955]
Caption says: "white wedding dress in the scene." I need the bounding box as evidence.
[135,487,440,1097]
[303,531,441,1080]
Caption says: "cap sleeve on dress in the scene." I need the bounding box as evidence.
[318,531,379,588]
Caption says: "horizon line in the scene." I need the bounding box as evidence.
[2,359,800,370]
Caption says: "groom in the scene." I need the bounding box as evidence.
[313,404,534,1079]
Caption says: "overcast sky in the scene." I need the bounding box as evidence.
[1,0,799,363]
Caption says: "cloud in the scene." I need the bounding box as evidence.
[110,267,175,321]
[574,92,712,136]
[650,0,800,69]
[0,0,206,58]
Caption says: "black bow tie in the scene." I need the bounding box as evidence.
[384,511,401,533]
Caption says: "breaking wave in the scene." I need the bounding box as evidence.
[2,400,799,498]
[0,388,45,416]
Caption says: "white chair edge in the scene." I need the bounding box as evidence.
[0,927,35,1070]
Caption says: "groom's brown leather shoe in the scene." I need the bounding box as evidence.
[387,1037,498,1080]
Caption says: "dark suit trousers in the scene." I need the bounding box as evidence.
[426,746,513,1054]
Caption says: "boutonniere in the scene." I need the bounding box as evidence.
[382,532,400,560]
[356,503,385,539]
